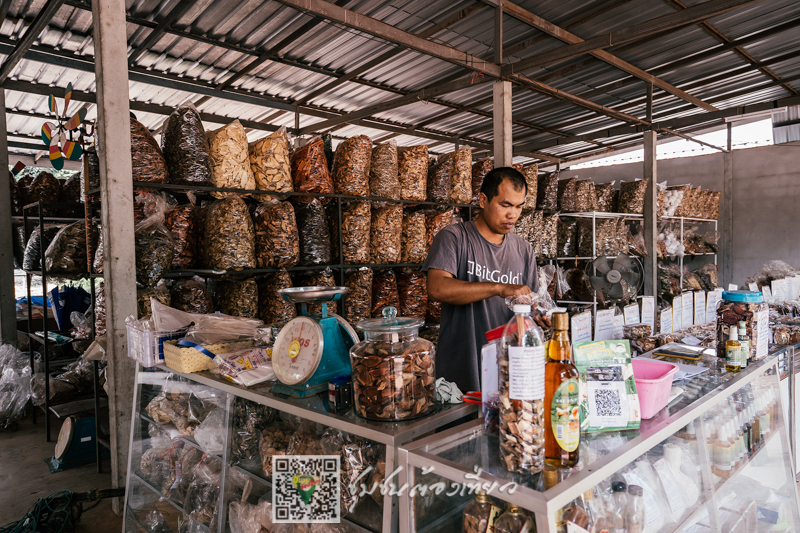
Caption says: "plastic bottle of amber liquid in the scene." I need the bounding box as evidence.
[544,312,580,468]
[725,326,742,373]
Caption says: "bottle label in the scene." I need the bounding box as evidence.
[726,345,741,367]
[714,443,731,471]
[508,346,545,400]
[551,378,580,452]
[483,505,502,533]
[740,340,750,365]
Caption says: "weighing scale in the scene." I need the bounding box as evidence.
[271,286,359,398]
[45,414,109,473]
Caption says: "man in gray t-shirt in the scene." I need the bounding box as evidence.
[423,167,543,392]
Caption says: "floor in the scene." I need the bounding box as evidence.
[0,414,123,531]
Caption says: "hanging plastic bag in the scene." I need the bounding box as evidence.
[401,211,427,263]
[291,136,334,203]
[134,194,177,286]
[344,268,372,326]
[257,270,297,326]
[331,135,371,196]
[44,221,87,274]
[397,268,427,320]
[230,398,275,470]
[370,203,402,264]
[137,285,171,318]
[193,408,226,455]
[23,224,63,271]
[371,269,400,317]
[0,344,32,428]
[130,118,169,184]
[249,126,293,193]
[341,201,370,264]
[207,120,256,196]
[184,314,264,345]
[370,140,399,200]
[253,201,299,268]
[170,279,214,315]
[471,159,493,204]
[162,103,212,186]
[203,197,256,270]
[398,145,427,201]
[213,279,259,318]
[295,199,331,266]
[165,204,198,270]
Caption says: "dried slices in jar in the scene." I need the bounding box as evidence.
[170,279,214,314]
[537,172,558,211]
[371,269,400,317]
[425,209,454,250]
[130,118,169,184]
[207,120,255,197]
[137,286,171,319]
[398,145,428,201]
[249,127,292,193]
[213,279,258,318]
[162,104,212,186]
[257,270,297,326]
[344,268,372,326]
[165,205,198,269]
[401,211,427,264]
[292,137,334,203]
[397,268,427,320]
[370,203,402,264]
[370,140,400,200]
[341,201,370,264]
[557,177,578,213]
[331,135,371,196]
[471,159,493,204]
[44,221,87,275]
[203,197,256,270]
[618,179,648,214]
[253,201,299,268]
[295,199,332,266]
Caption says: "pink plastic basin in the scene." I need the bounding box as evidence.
[632,358,679,420]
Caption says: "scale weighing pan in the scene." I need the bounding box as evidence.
[279,286,348,304]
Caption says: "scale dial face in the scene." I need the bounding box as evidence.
[273,317,324,385]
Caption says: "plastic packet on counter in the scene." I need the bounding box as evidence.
[212,347,275,386]
[184,314,264,345]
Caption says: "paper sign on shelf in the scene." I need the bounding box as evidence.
[613,314,625,340]
[756,309,769,360]
[641,297,655,332]
[762,285,772,299]
[595,309,616,341]
[748,282,758,292]
[728,284,738,291]
[694,291,706,325]
[571,312,592,345]
[706,289,722,324]
[681,293,694,329]
[660,307,673,334]
[624,303,640,325]
[673,304,682,334]
[793,276,800,299]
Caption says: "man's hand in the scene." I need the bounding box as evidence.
[497,284,533,298]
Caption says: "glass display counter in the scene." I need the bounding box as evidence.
[123,366,476,533]
[399,349,800,533]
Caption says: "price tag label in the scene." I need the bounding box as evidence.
[706,289,722,324]
[756,309,769,360]
[571,312,592,345]
[624,303,640,325]
[793,276,800,299]
[694,291,706,325]
[613,314,625,340]
[673,304,682,333]
[660,307,673,334]
[772,279,789,301]
[728,284,738,291]
[748,282,758,292]
[594,309,616,341]
[762,285,772,299]
[682,293,694,329]
[641,297,655,333]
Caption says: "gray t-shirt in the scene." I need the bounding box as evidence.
[422,221,538,392]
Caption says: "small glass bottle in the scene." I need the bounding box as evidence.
[726,326,742,372]
[584,488,610,533]
[611,481,628,533]
[545,312,580,468]
[712,422,732,479]
[562,490,592,530]
[625,485,646,533]
[737,321,750,369]
[463,492,502,533]
[494,505,532,533]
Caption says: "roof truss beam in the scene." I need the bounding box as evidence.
[127,0,195,66]
[0,0,67,84]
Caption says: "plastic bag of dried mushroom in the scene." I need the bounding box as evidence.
[537,172,559,211]
[342,201,370,264]
[520,164,538,210]
[26,171,61,216]
[170,279,214,315]
[295,198,332,266]
[594,181,616,212]
[162,103,212,186]
[257,270,297,326]
[344,268,373,326]
[371,269,400,318]
[165,204,198,269]
[332,134,371,196]
[575,179,596,212]
[130,118,169,184]
[430,147,471,204]
[207,119,255,197]
[427,154,449,203]
[253,200,300,268]
[299,268,338,316]
[401,211,427,264]
[212,278,258,318]
[370,140,400,200]
[371,203,402,264]
[292,136,334,203]
[203,197,256,270]
[557,219,578,257]
[131,193,176,286]
[557,177,578,213]
[397,268,427,320]
[398,145,428,201]
[249,126,293,194]
[471,158,493,204]
[618,179,648,214]
[137,286,170,319]
[537,213,559,259]
[44,220,87,275]
[425,208,454,251]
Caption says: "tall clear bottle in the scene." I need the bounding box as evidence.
[625,485,646,533]
[499,304,546,474]
[610,481,628,533]
[545,312,580,468]
[738,321,750,370]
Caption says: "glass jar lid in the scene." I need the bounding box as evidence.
[722,290,763,303]
[355,306,423,333]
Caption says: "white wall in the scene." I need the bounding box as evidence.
[559,144,800,285]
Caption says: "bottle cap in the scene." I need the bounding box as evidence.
[686,420,696,435]
[612,481,627,492]
[543,466,558,489]
[505,505,523,514]
[552,312,569,330]
[583,489,594,501]
[474,492,491,503]
[729,328,738,341]
[628,485,644,497]
[513,304,532,313]
[739,321,747,331]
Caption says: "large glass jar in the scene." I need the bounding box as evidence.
[715,290,768,362]
[351,307,435,421]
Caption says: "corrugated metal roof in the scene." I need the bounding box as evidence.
[2,0,799,163]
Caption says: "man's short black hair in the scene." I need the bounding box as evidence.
[480,166,528,202]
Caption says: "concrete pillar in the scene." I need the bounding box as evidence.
[91,0,137,513]
[643,130,657,297]
[493,81,513,167]
[722,123,733,287]
[0,90,15,344]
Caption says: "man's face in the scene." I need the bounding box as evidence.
[479,179,526,235]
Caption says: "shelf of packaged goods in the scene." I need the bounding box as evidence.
[23,270,89,280]
[662,216,718,223]
[159,263,425,278]
[140,413,222,461]
[12,215,86,222]
[130,473,212,533]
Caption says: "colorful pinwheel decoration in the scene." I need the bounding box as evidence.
[40,83,87,170]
